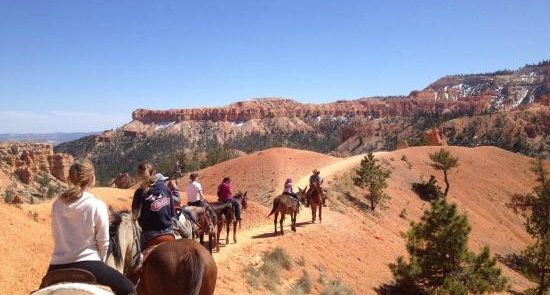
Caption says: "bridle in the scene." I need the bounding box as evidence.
[124,217,142,275]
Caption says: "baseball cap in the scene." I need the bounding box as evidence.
[154,173,169,182]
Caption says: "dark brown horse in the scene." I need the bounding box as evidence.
[108,210,217,295]
[301,185,323,223]
[210,191,248,251]
[268,191,302,235]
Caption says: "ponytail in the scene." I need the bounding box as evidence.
[59,160,95,204]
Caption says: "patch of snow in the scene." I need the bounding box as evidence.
[155,121,176,130]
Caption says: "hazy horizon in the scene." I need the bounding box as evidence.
[1,1,549,133]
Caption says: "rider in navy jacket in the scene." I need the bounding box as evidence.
[132,173,175,243]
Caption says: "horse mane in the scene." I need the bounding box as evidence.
[108,209,129,268]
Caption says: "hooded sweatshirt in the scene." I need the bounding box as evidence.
[50,191,109,265]
[133,180,175,232]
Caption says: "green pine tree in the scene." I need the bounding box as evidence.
[353,153,391,211]
[429,149,459,196]
[389,199,508,295]
[508,158,550,295]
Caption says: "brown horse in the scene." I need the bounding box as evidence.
[108,210,217,295]
[268,191,302,235]
[139,239,217,295]
[185,206,216,254]
[301,185,323,223]
[210,191,248,251]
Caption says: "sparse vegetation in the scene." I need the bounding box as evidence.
[289,271,312,295]
[3,188,15,203]
[27,211,39,222]
[245,247,293,292]
[320,279,355,295]
[353,153,391,211]
[412,175,444,201]
[429,149,459,196]
[35,172,51,199]
[399,209,407,219]
[507,158,549,295]
[388,199,508,295]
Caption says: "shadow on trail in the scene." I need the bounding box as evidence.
[251,232,278,239]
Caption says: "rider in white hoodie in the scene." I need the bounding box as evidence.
[44,160,135,295]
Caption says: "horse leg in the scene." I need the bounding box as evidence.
[233,221,237,243]
[274,211,279,235]
[311,206,316,223]
[319,205,322,223]
[291,212,297,232]
[280,213,285,235]
[216,222,222,252]
[226,220,230,245]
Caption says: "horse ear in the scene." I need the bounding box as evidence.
[244,191,247,197]
[298,186,303,192]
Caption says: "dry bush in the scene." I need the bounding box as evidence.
[320,279,355,295]
[288,271,312,295]
[245,247,293,292]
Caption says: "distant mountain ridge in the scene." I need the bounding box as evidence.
[0,132,97,145]
[55,61,550,183]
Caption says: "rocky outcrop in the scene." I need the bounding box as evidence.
[15,167,33,184]
[410,63,549,110]
[110,173,133,189]
[48,154,74,182]
[423,128,447,146]
[0,142,74,184]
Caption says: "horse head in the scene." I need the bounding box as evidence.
[297,186,308,205]
[236,191,248,210]
[106,208,142,276]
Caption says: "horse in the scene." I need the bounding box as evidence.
[268,191,301,235]
[184,206,216,254]
[173,210,194,240]
[301,185,323,223]
[108,209,217,295]
[210,191,248,251]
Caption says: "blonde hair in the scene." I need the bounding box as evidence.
[59,160,95,204]
[137,161,156,191]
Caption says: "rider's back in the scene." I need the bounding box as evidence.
[51,192,108,265]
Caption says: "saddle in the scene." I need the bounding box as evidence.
[142,234,175,263]
[40,268,96,288]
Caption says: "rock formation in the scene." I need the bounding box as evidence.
[48,153,74,182]
[0,142,74,186]
[110,173,133,189]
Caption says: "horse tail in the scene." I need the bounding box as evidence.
[268,196,279,217]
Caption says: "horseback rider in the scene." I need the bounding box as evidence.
[44,160,135,295]
[186,172,216,221]
[282,178,300,201]
[308,169,327,207]
[166,178,196,224]
[217,177,242,221]
[131,172,177,248]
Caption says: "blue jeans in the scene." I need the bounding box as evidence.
[141,227,173,248]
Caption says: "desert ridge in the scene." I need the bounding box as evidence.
[0,146,541,294]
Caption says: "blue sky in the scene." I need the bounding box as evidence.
[1,1,549,133]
